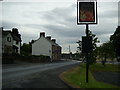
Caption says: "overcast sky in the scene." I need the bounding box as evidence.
[1,0,119,53]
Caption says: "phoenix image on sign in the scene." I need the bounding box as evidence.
[79,2,95,22]
[77,0,97,24]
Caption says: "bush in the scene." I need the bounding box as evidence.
[2,53,51,64]
[2,53,14,64]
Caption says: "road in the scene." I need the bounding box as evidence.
[2,60,81,88]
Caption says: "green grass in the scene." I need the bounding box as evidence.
[82,63,120,72]
[61,63,120,88]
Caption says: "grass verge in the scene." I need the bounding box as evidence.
[60,63,120,88]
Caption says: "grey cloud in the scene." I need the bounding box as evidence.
[118,1,120,26]
[91,26,116,36]
[24,24,43,30]
[41,4,76,23]
[99,9,118,19]
[43,24,84,38]
[2,20,20,29]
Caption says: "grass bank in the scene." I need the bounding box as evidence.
[60,63,120,88]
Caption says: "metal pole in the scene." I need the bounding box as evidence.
[86,24,89,83]
[86,24,89,36]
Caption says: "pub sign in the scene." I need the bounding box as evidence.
[77,0,97,24]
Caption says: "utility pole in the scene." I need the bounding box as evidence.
[69,45,71,59]
[69,45,71,53]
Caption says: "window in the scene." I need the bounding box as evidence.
[7,37,11,42]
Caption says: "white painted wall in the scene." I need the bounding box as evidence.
[2,33,21,54]
[2,33,13,53]
[13,40,21,54]
[32,36,52,58]
[3,33,13,46]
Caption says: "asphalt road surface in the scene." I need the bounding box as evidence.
[2,60,81,88]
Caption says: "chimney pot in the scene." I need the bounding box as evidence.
[52,39,56,43]
[46,36,51,40]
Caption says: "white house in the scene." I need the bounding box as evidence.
[2,28,21,54]
[32,32,61,61]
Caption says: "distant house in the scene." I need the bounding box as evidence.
[32,32,62,61]
[2,28,22,54]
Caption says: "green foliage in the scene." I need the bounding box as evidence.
[21,43,32,55]
[110,26,120,62]
[3,53,50,63]
[88,30,100,51]
[89,52,97,64]
[88,30,99,64]
[76,30,99,64]
[76,40,82,51]
[96,41,116,66]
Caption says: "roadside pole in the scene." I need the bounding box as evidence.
[86,24,89,83]
[77,0,97,83]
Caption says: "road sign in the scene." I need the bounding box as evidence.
[82,36,93,53]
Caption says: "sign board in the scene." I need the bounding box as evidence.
[82,36,93,53]
[77,0,97,24]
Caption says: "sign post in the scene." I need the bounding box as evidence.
[77,0,97,83]
[86,24,89,83]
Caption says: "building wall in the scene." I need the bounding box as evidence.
[32,37,52,58]
[13,40,20,54]
[2,33,13,54]
[0,30,2,54]
[52,45,61,60]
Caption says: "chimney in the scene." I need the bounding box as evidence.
[46,36,51,40]
[0,27,3,31]
[52,39,56,43]
[40,32,45,37]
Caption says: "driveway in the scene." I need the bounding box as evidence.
[2,60,81,88]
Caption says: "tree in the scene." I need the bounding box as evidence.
[96,41,116,66]
[110,26,120,62]
[12,28,19,35]
[12,28,21,41]
[87,30,99,64]
[21,40,35,56]
[21,43,32,56]
[76,30,99,64]
[87,30,100,51]
[76,40,82,52]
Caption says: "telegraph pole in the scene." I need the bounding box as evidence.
[69,45,71,59]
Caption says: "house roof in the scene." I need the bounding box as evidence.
[2,30,21,41]
[46,38,60,47]
[2,30,12,38]
[32,36,61,47]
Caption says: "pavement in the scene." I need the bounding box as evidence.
[2,60,81,88]
[92,72,120,87]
